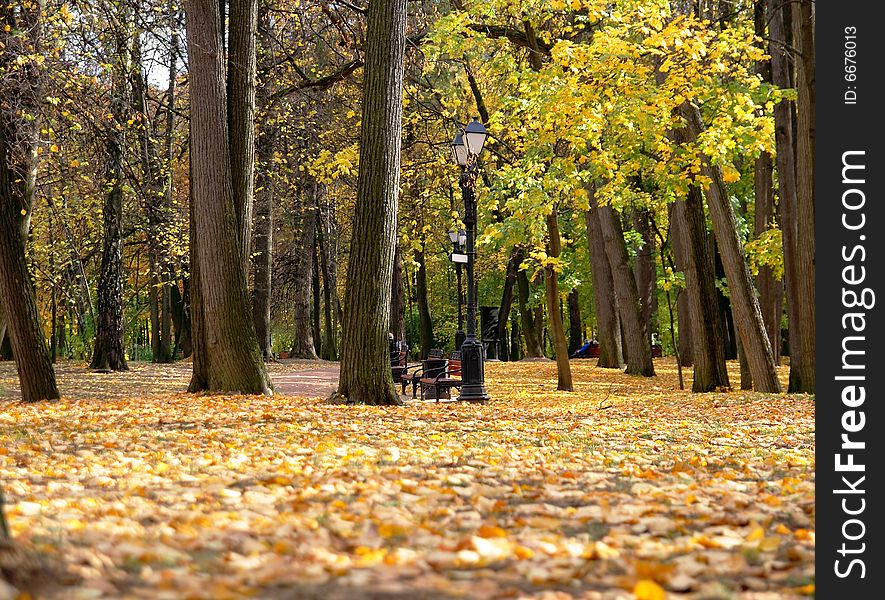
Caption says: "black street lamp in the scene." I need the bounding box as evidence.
[448,229,467,348]
[450,117,490,404]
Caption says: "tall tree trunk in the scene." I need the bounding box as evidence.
[633,208,656,345]
[251,124,275,361]
[496,247,521,360]
[0,2,59,400]
[317,188,340,359]
[681,103,780,392]
[290,185,318,359]
[516,267,544,358]
[591,195,654,376]
[311,243,322,357]
[670,213,693,366]
[334,0,407,405]
[185,0,271,394]
[670,191,729,391]
[567,288,582,355]
[389,242,405,342]
[790,0,815,392]
[545,212,573,390]
[510,314,521,360]
[171,278,191,357]
[91,21,130,373]
[415,248,434,357]
[585,206,623,368]
[753,0,782,365]
[227,0,258,271]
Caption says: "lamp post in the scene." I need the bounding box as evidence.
[450,117,490,404]
[448,229,467,348]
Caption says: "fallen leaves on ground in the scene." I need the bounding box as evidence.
[1,359,814,599]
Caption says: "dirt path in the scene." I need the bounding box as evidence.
[273,365,340,398]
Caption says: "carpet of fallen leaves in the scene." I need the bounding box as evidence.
[1,358,814,599]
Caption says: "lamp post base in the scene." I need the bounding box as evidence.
[459,335,490,404]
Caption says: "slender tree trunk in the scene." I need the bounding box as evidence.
[545,212,573,390]
[311,244,322,357]
[516,267,544,358]
[0,4,59,401]
[567,288,582,355]
[91,22,130,373]
[753,0,782,365]
[252,124,275,361]
[670,213,693,366]
[633,207,656,345]
[290,185,318,359]
[334,0,407,405]
[790,0,816,392]
[415,248,434,357]
[670,192,729,391]
[496,247,521,360]
[510,315,521,360]
[585,206,623,368]
[171,279,191,357]
[317,188,339,359]
[389,242,405,342]
[591,195,654,376]
[185,0,271,394]
[681,103,780,392]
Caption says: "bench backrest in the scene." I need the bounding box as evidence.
[428,348,445,359]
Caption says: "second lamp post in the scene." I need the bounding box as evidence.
[450,117,490,404]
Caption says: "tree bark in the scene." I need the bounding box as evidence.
[670,213,693,366]
[334,0,407,405]
[545,212,573,390]
[670,191,729,390]
[591,194,654,376]
[681,103,780,392]
[389,242,405,342]
[790,0,816,392]
[415,248,434,357]
[290,184,318,359]
[567,288,582,355]
[633,207,657,345]
[496,247,521,360]
[317,188,340,359]
[516,267,544,358]
[312,244,322,357]
[185,0,271,394]
[251,124,275,361]
[228,0,258,271]
[0,2,59,401]
[91,19,130,373]
[585,206,623,368]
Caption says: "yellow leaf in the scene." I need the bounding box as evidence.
[633,579,667,600]
[50,144,59,152]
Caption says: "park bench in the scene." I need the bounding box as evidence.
[399,348,445,398]
[391,350,409,383]
[419,351,462,401]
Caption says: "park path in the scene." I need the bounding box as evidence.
[273,365,340,398]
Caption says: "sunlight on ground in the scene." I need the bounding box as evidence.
[1,359,813,599]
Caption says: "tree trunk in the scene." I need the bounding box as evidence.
[415,248,434,357]
[670,191,729,391]
[567,288,582,355]
[591,195,654,377]
[670,213,693,366]
[389,242,405,342]
[754,150,783,363]
[496,247,521,360]
[228,0,258,271]
[681,103,780,392]
[171,279,191,357]
[585,206,623,368]
[334,0,407,405]
[545,212,573,390]
[251,124,275,361]
[317,188,340,360]
[790,0,816,392]
[311,243,322,357]
[91,22,130,373]
[0,3,59,401]
[510,315,521,360]
[185,0,271,394]
[633,208,657,345]
[290,185,318,359]
[516,267,544,358]
[753,0,782,365]
[736,329,752,390]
